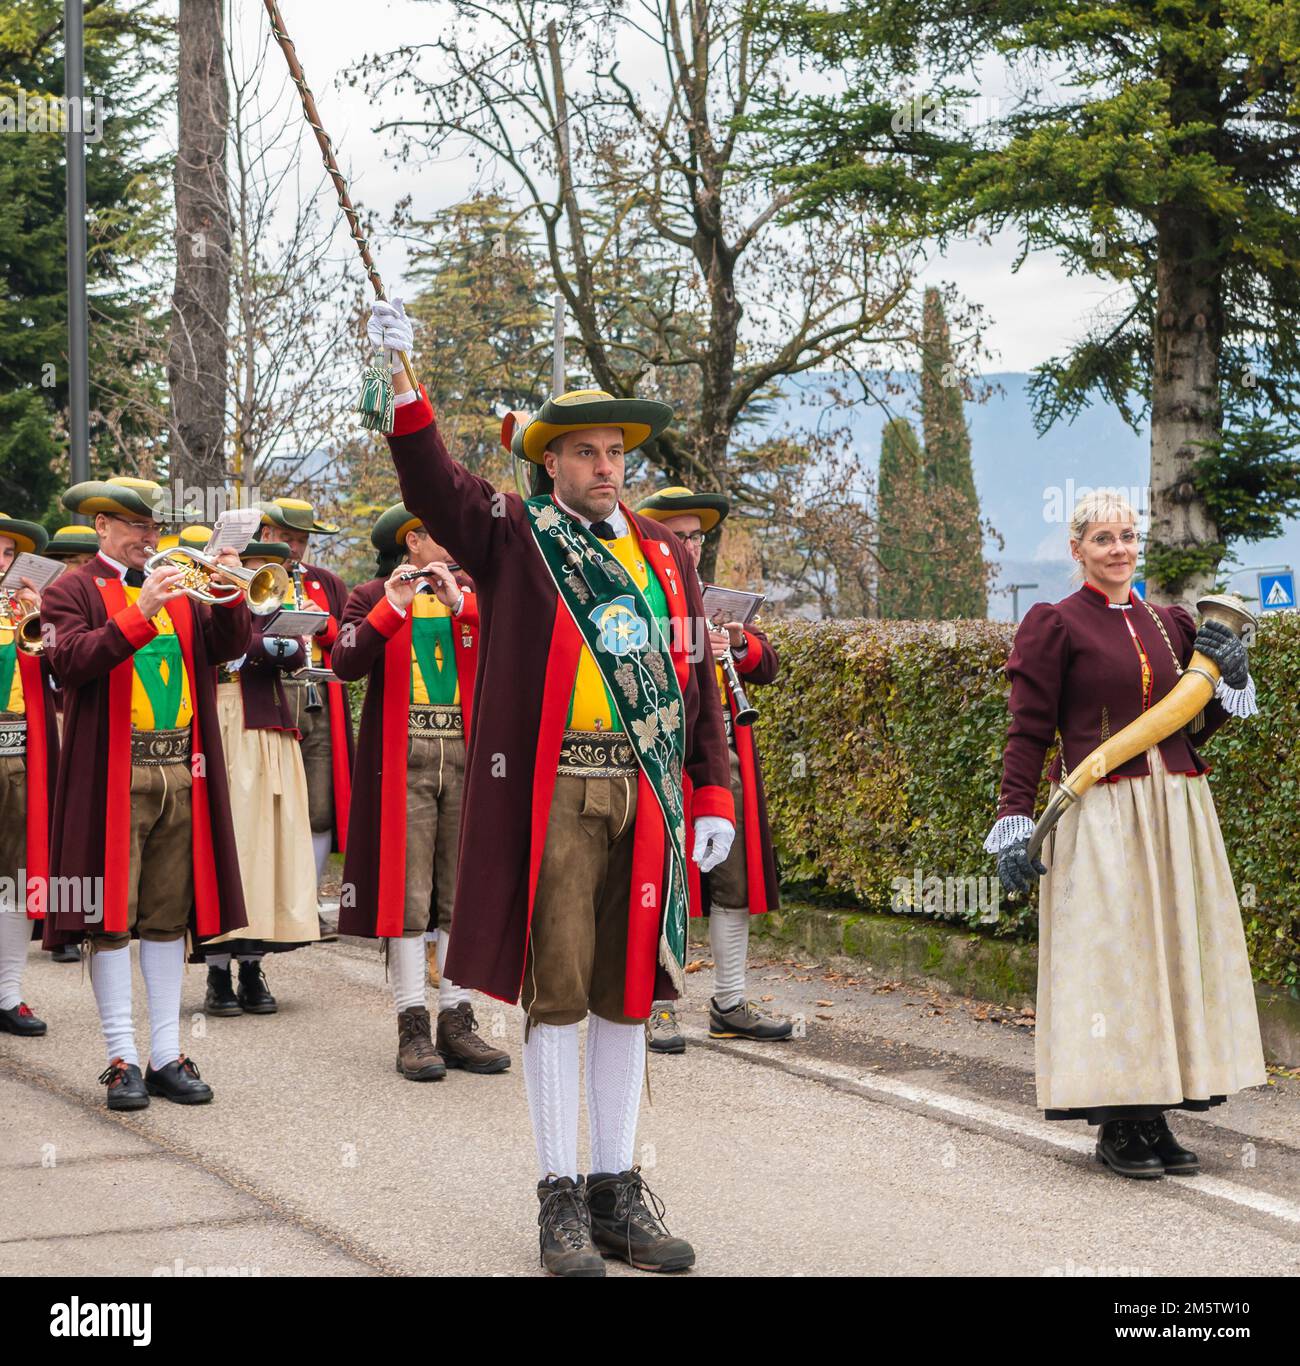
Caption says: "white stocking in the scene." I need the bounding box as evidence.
[709,905,750,1011]
[523,1021,579,1180]
[206,952,231,971]
[0,907,31,1011]
[139,937,184,1070]
[91,944,137,1067]
[585,1015,645,1176]
[312,831,332,885]
[389,936,426,1013]
[436,933,470,1011]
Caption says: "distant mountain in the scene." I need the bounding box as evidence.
[761,372,1300,621]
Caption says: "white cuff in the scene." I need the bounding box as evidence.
[1214,672,1258,718]
[983,814,1035,854]
[393,388,419,409]
[385,596,408,618]
[227,654,247,671]
[452,593,465,617]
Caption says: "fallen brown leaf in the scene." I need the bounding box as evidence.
[816,1000,834,1007]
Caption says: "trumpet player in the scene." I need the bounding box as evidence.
[255,499,354,901]
[40,477,251,1110]
[332,503,509,1081]
[0,514,58,1036]
[636,488,791,1051]
[985,490,1266,1179]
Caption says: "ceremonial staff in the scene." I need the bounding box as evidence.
[262,0,416,427]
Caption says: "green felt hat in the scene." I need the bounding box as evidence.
[63,475,178,523]
[0,513,49,556]
[45,525,100,558]
[635,485,731,534]
[370,502,423,551]
[258,497,339,536]
[241,540,292,563]
[504,389,673,465]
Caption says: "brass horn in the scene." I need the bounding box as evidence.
[0,591,43,655]
[143,545,290,616]
[1025,593,1256,861]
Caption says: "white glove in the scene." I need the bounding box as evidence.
[367,298,413,374]
[692,816,735,874]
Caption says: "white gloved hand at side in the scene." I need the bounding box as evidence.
[367,298,413,374]
[692,816,735,874]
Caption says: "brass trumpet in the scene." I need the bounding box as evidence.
[0,590,42,655]
[144,546,290,616]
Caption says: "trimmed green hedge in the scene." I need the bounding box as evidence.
[758,615,1300,992]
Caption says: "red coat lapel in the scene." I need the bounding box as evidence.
[376,620,413,936]
[92,576,135,934]
[17,652,49,917]
[304,574,352,848]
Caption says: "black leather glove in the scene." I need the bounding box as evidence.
[996,838,1047,896]
[1193,619,1248,688]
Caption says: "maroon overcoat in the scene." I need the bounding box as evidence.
[236,613,305,734]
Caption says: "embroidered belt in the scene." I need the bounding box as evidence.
[409,704,463,738]
[0,717,27,758]
[557,729,638,778]
[131,727,192,766]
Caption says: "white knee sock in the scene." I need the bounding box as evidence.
[436,933,470,1010]
[312,832,332,885]
[423,929,438,944]
[389,936,426,1013]
[140,937,185,1070]
[233,951,264,964]
[523,1021,580,1180]
[91,945,137,1066]
[709,905,750,1011]
[0,908,30,1011]
[585,1015,645,1176]
[206,952,231,971]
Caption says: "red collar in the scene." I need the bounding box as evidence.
[1081,580,1137,609]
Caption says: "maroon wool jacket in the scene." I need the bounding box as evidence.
[39,556,251,943]
[996,582,1233,822]
[231,613,308,733]
[386,389,735,1006]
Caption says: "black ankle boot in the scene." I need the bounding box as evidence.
[1139,1115,1199,1174]
[1095,1119,1165,1179]
[205,965,242,1017]
[586,1167,695,1271]
[236,959,277,1014]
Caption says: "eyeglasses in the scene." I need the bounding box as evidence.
[106,514,161,537]
[679,531,705,545]
[1086,530,1141,548]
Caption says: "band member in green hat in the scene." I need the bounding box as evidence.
[0,514,59,1033]
[41,477,250,1110]
[636,487,792,1051]
[197,539,319,1017]
[255,498,354,900]
[333,502,509,1080]
[44,524,101,568]
[369,299,735,1277]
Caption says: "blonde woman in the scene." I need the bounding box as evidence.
[985,491,1267,1179]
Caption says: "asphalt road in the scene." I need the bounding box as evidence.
[2,928,1298,1277]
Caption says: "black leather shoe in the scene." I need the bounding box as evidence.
[204,965,242,1017]
[587,1167,695,1272]
[1140,1115,1200,1175]
[52,943,80,963]
[537,1176,605,1277]
[98,1058,149,1111]
[0,1002,47,1036]
[1095,1120,1165,1179]
[145,1055,213,1105]
[236,959,277,1014]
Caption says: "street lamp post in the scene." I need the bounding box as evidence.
[65,0,90,513]
[1006,582,1038,623]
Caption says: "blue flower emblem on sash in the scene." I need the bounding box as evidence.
[589,595,648,656]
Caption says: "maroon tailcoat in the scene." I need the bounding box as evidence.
[236,613,306,734]
[386,389,735,1006]
[39,556,251,943]
[996,582,1232,821]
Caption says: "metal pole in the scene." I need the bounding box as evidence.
[552,292,565,396]
[65,0,90,511]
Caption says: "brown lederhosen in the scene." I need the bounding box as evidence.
[522,731,643,1027]
[402,705,464,937]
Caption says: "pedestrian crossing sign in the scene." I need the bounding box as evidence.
[1258,570,1296,613]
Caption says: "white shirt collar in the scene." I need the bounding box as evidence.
[96,551,128,579]
[552,492,627,538]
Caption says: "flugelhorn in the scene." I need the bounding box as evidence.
[0,590,42,655]
[1025,593,1256,862]
[720,649,758,725]
[144,545,290,616]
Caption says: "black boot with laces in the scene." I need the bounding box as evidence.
[1139,1114,1199,1174]
[586,1166,695,1271]
[236,959,277,1014]
[536,1175,605,1277]
[1095,1119,1165,1179]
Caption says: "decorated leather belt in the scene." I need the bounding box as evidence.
[131,727,192,766]
[409,704,463,738]
[0,716,27,759]
[557,729,639,778]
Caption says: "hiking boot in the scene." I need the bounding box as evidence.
[204,965,242,1017]
[648,1001,685,1054]
[587,1167,695,1272]
[1095,1120,1165,1179]
[98,1057,149,1111]
[396,1006,446,1080]
[0,1002,47,1036]
[708,996,793,1042]
[236,959,277,1014]
[536,1176,605,1277]
[1139,1115,1199,1175]
[437,1001,510,1074]
[145,1054,214,1105]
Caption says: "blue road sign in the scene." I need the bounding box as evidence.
[1258,570,1296,612]
[1131,580,1145,599]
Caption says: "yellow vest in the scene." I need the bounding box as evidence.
[123,586,193,731]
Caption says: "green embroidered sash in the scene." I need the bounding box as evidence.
[0,639,16,713]
[525,498,690,986]
[134,634,185,730]
[410,610,457,705]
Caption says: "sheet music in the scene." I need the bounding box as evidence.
[262,608,329,637]
[206,507,265,556]
[0,552,66,596]
[701,584,765,627]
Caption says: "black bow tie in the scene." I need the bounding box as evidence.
[124,568,145,588]
[588,520,616,542]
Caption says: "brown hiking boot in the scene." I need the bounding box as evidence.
[437,1001,511,1074]
[396,1006,446,1081]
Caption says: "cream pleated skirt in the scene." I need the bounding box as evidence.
[1037,746,1266,1114]
[208,683,319,948]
